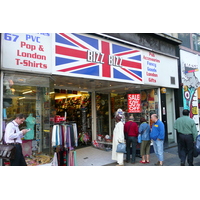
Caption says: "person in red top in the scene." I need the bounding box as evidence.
[124,115,139,164]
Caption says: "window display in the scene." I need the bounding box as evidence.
[3,73,52,165]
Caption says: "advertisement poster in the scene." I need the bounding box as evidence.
[128,94,141,113]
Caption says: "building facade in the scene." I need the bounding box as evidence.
[0,33,181,165]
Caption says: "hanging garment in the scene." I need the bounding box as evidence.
[72,123,78,147]
[51,152,58,166]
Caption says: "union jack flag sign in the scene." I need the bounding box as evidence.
[54,33,143,83]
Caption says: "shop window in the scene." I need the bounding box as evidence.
[178,33,191,49]
[3,73,51,165]
[53,90,92,145]
[192,33,200,52]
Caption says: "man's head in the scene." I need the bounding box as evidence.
[182,109,190,116]
[151,114,158,123]
[129,116,134,121]
[15,113,25,125]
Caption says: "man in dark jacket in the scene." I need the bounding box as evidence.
[124,116,139,164]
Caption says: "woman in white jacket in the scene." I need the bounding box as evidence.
[112,114,125,166]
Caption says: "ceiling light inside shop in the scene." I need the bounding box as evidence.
[19,97,25,100]
[49,92,55,94]
[22,90,33,94]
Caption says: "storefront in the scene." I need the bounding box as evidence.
[0,33,180,166]
[180,50,200,133]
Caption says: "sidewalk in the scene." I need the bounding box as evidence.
[104,146,200,166]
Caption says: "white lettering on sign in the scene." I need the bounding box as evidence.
[87,50,104,64]
[108,55,122,67]
[128,94,141,113]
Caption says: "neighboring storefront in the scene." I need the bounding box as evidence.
[0,33,180,165]
[180,49,200,133]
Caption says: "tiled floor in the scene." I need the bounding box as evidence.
[76,146,113,166]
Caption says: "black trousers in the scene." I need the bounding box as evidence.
[179,133,194,166]
[10,144,27,166]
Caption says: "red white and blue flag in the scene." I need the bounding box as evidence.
[55,33,143,83]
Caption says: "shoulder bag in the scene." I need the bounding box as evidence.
[0,129,16,160]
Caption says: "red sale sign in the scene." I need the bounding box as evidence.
[128,94,141,113]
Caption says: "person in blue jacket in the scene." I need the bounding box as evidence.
[150,114,165,166]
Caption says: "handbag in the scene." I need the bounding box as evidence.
[0,132,16,160]
[116,142,126,153]
[138,134,142,143]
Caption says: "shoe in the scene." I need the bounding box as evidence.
[154,161,163,166]
[116,164,124,166]
[140,160,146,164]
[125,160,130,163]
[180,163,185,166]
[131,162,135,164]
[145,161,150,163]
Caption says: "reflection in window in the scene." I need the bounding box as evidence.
[192,33,200,52]
[178,33,191,48]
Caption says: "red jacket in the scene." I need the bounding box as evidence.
[124,121,139,137]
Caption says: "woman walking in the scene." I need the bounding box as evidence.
[139,117,151,164]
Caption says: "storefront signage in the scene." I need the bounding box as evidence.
[1,33,52,74]
[143,50,178,88]
[128,94,141,113]
[53,33,143,84]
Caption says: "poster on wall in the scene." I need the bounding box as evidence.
[53,33,143,84]
[128,94,141,113]
[1,33,52,74]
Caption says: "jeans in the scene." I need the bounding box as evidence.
[126,136,137,162]
[153,139,164,162]
[179,133,194,166]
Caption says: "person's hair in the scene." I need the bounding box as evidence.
[15,113,25,119]
[151,114,158,119]
[182,109,190,116]
[129,116,134,121]
[140,117,146,123]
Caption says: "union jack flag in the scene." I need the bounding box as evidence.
[55,33,143,83]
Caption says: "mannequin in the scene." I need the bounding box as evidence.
[25,113,36,140]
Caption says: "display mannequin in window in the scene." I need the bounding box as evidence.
[25,113,36,140]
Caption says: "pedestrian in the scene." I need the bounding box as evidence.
[139,117,151,164]
[150,114,165,166]
[174,109,198,166]
[112,114,125,166]
[124,116,138,164]
[4,113,29,166]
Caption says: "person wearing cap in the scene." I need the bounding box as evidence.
[112,114,125,166]
[174,109,198,166]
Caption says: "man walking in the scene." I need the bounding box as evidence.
[124,116,138,164]
[150,114,165,166]
[174,109,198,166]
[4,113,29,166]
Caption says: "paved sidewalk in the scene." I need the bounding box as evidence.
[104,146,200,166]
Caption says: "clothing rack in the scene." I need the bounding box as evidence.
[51,123,78,166]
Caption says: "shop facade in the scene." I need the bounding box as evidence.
[0,33,181,166]
[180,49,200,133]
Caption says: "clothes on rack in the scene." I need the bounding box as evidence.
[52,123,78,149]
